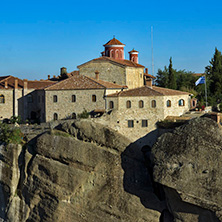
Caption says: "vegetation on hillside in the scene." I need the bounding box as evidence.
[0,123,24,144]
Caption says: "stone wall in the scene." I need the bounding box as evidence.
[79,60,126,85]
[0,89,14,120]
[98,94,190,144]
[163,94,190,118]
[125,67,144,89]
[45,89,106,122]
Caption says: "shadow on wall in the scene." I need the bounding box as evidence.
[120,129,168,218]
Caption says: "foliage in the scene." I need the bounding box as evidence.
[156,66,168,87]
[77,109,89,119]
[0,123,24,144]
[50,129,71,137]
[205,47,222,108]
[168,57,177,89]
[10,115,22,124]
[156,120,187,129]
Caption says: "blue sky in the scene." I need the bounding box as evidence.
[0,0,222,80]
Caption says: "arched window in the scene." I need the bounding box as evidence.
[72,113,76,119]
[110,50,114,58]
[72,95,76,102]
[139,100,144,108]
[53,113,58,120]
[92,95,96,102]
[0,95,5,103]
[116,50,119,58]
[27,94,33,103]
[179,99,185,106]
[167,100,171,107]
[126,100,131,108]
[109,101,114,109]
[53,95,57,103]
[151,100,156,108]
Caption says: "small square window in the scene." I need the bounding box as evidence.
[128,120,134,128]
[142,120,148,127]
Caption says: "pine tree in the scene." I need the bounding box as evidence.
[206,47,222,104]
[155,66,168,87]
[168,57,177,89]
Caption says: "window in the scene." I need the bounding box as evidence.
[126,100,131,108]
[53,95,57,103]
[110,50,114,58]
[142,120,148,127]
[92,95,96,102]
[116,50,119,58]
[72,95,76,102]
[53,113,58,120]
[128,120,134,128]
[151,100,156,108]
[72,113,76,119]
[27,94,33,103]
[167,100,171,107]
[179,99,185,106]
[0,95,5,103]
[109,101,114,109]
[139,100,144,108]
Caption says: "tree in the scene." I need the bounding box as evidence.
[206,47,222,106]
[168,57,177,89]
[155,66,168,87]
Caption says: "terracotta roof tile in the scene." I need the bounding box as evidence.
[144,73,156,79]
[128,49,139,53]
[45,75,126,90]
[107,86,189,97]
[0,75,55,89]
[103,38,125,46]
[67,70,79,77]
[78,56,144,68]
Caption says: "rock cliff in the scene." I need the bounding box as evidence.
[0,120,164,222]
[151,117,222,222]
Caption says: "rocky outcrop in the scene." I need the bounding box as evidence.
[151,117,222,221]
[0,120,164,222]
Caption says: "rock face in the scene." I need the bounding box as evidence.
[0,120,164,222]
[151,117,222,222]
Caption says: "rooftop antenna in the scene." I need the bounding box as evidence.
[151,26,154,76]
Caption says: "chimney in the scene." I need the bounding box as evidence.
[95,70,99,80]
[5,80,8,89]
[145,68,148,74]
[53,75,56,78]
[48,75,50,80]
[14,78,18,89]
[23,79,28,89]
[60,67,67,76]
[145,78,152,88]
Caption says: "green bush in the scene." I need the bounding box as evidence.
[0,123,24,144]
[10,115,22,124]
[77,109,89,119]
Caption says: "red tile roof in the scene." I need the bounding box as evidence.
[107,86,189,97]
[0,76,56,89]
[144,73,156,79]
[45,75,126,90]
[77,56,144,68]
[67,70,79,77]
[103,38,125,46]
[128,49,139,53]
